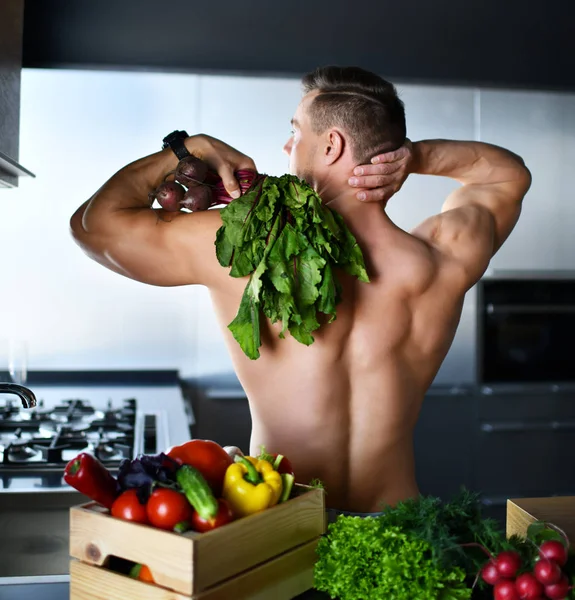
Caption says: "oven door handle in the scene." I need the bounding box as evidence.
[486,303,575,315]
[481,421,575,433]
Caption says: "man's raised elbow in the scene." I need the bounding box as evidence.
[70,206,87,243]
[517,161,532,199]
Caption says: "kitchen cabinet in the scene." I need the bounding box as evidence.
[0,0,34,188]
[22,0,575,92]
[414,387,476,499]
[182,379,252,452]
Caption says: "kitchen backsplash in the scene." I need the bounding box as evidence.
[1,69,574,383]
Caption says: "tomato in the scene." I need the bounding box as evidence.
[167,440,232,496]
[111,489,148,524]
[191,498,234,533]
[146,488,194,530]
[271,454,294,476]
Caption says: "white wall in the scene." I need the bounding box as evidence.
[3,69,574,382]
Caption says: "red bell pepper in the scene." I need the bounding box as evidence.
[166,440,232,496]
[64,452,119,509]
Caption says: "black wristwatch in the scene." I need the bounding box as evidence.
[162,130,190,160]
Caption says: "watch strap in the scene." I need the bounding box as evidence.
[162,130,191,161]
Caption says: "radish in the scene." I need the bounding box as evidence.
[151,181,185,212]
[544,575,571,599]
[539,540,568,567]
[515,573,543,599]
[175,156,208,187]
[181,185,213,212]
[533,558,562,585]
[495,551,522,578]
[494,580,520,600]
[481,560,501,585]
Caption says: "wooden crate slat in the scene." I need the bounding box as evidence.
[70,539,319,600]
[195,539,318,600]
[70,503,195,595]
[192,487,325,592]
[70,560,190,600]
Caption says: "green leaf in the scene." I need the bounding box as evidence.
[317,264,337,318]
[228,283,261,360]
[527,521,566,546]
[294,246,325,307]
[215,226,234,267]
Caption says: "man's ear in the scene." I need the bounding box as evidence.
[324,129,345,165]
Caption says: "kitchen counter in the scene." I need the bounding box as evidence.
[0,578,69,600]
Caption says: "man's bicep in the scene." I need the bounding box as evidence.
[74,207,224,287]
[411,205,496,287]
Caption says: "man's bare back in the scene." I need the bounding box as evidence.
[206,200,468,511]
[71,76,530,513]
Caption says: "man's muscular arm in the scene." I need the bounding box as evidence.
[351,140,531,286]
[70,134,256,287]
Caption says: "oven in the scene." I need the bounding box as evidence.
[477,272,575,387]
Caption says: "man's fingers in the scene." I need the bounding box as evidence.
[348,174,398,189]
[352,161,402,178]
[371,144,411,165]
[356,187,391,203]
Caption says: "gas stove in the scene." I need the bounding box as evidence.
[0,395,162,491]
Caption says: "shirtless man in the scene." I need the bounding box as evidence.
[70,66,531,515]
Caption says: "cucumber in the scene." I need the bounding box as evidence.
[176,465,219,520]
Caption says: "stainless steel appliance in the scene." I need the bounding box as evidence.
[477,271,575,388]
[0,384,190,588]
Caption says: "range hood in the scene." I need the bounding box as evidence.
[0,151,35,188]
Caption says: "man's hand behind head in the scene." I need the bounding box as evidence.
[348,140,413,204]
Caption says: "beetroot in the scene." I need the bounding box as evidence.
[181,185,213,212]
[175,156,208,187]
[151,181,185,212]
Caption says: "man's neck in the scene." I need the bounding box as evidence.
[322,187,393,234]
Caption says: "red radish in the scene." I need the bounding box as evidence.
[481,560,501,585]
[494,580,521,600]
[533,558,562,585]
[495,551,522,578]
[181,185,213,212]
[544,574,570,599]
[539,540,568,567]
[151,181,185,212]
[515,573,543,599]
[175,156,208,186]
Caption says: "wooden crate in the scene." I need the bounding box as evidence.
[70,484,325,598]
[507,496,575,540]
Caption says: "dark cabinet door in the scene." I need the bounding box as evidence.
[413,388,475,500]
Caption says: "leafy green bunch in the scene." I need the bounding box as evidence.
[215,174,369,359]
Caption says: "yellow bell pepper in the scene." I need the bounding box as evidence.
[222,455,283,518]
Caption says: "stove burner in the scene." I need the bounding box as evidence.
[0,397,140,474]
[0,399,20,419]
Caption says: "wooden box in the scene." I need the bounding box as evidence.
[69,484,325,599]
[507,496,575,541]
